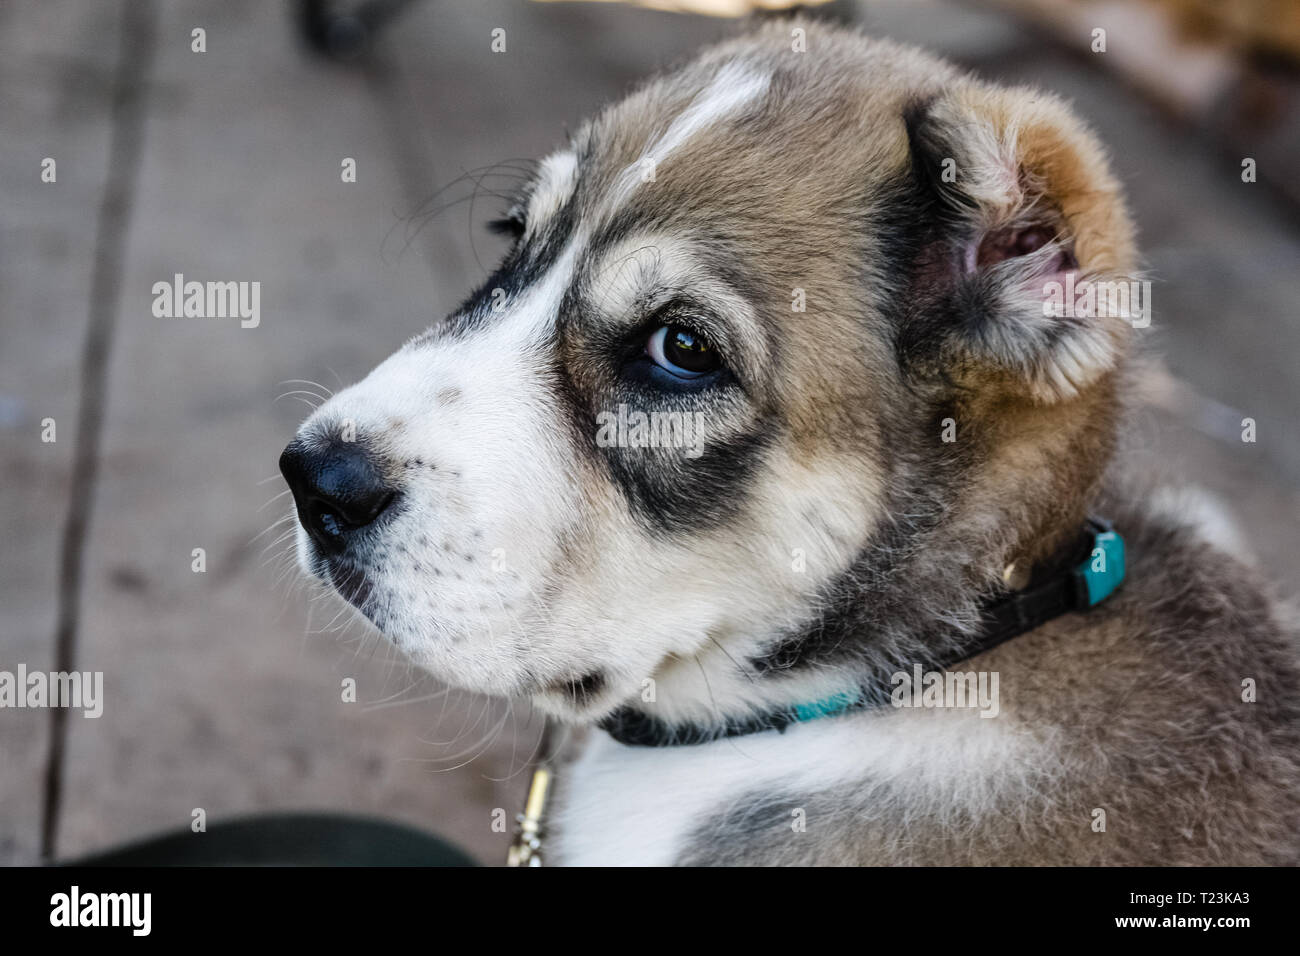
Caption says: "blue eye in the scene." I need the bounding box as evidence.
[646,325,721,379]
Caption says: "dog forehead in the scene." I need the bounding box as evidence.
[428,30,955,351]
[559,42,942,248]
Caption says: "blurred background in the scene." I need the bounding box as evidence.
[2,0,1298,866]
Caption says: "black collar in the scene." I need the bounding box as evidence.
[600,517,1125,747]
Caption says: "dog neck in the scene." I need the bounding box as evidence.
[598,515,1123,747]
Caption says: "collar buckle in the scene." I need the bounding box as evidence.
[1073,517,1126,608]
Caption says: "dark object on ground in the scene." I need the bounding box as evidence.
[64,813,478,866]
[297,0,419,60]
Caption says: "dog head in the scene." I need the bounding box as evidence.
[280,22,1138,727]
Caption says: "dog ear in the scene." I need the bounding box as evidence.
[898,85,1141,403]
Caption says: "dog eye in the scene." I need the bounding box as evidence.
[646,325,721,379]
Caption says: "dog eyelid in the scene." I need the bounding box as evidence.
[487,211,527,239]
[642,297,727,348]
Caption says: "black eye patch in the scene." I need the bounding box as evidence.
[486,214,526,240]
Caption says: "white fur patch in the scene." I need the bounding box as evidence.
[1149,485,1253,565]
[525,150,579,236]
[554,706,1037,866]
[609,61,770,209]
[509,239,581,343]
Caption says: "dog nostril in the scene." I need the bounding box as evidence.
[312,503,345,539]
[279,438,396,553]
[306,491,394,542]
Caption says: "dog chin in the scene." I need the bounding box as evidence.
[294,543,619,713]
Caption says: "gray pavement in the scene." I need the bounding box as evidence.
[1,0,1297,866]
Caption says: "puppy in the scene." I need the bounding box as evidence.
[280,20,1300,865]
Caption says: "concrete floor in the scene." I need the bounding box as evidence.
[1,0,1297,865]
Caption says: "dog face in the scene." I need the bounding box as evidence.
[280,23,1137,725]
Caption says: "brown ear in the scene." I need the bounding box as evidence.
[900,84,1142,403]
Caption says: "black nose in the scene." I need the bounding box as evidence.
[279,438,396,554]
